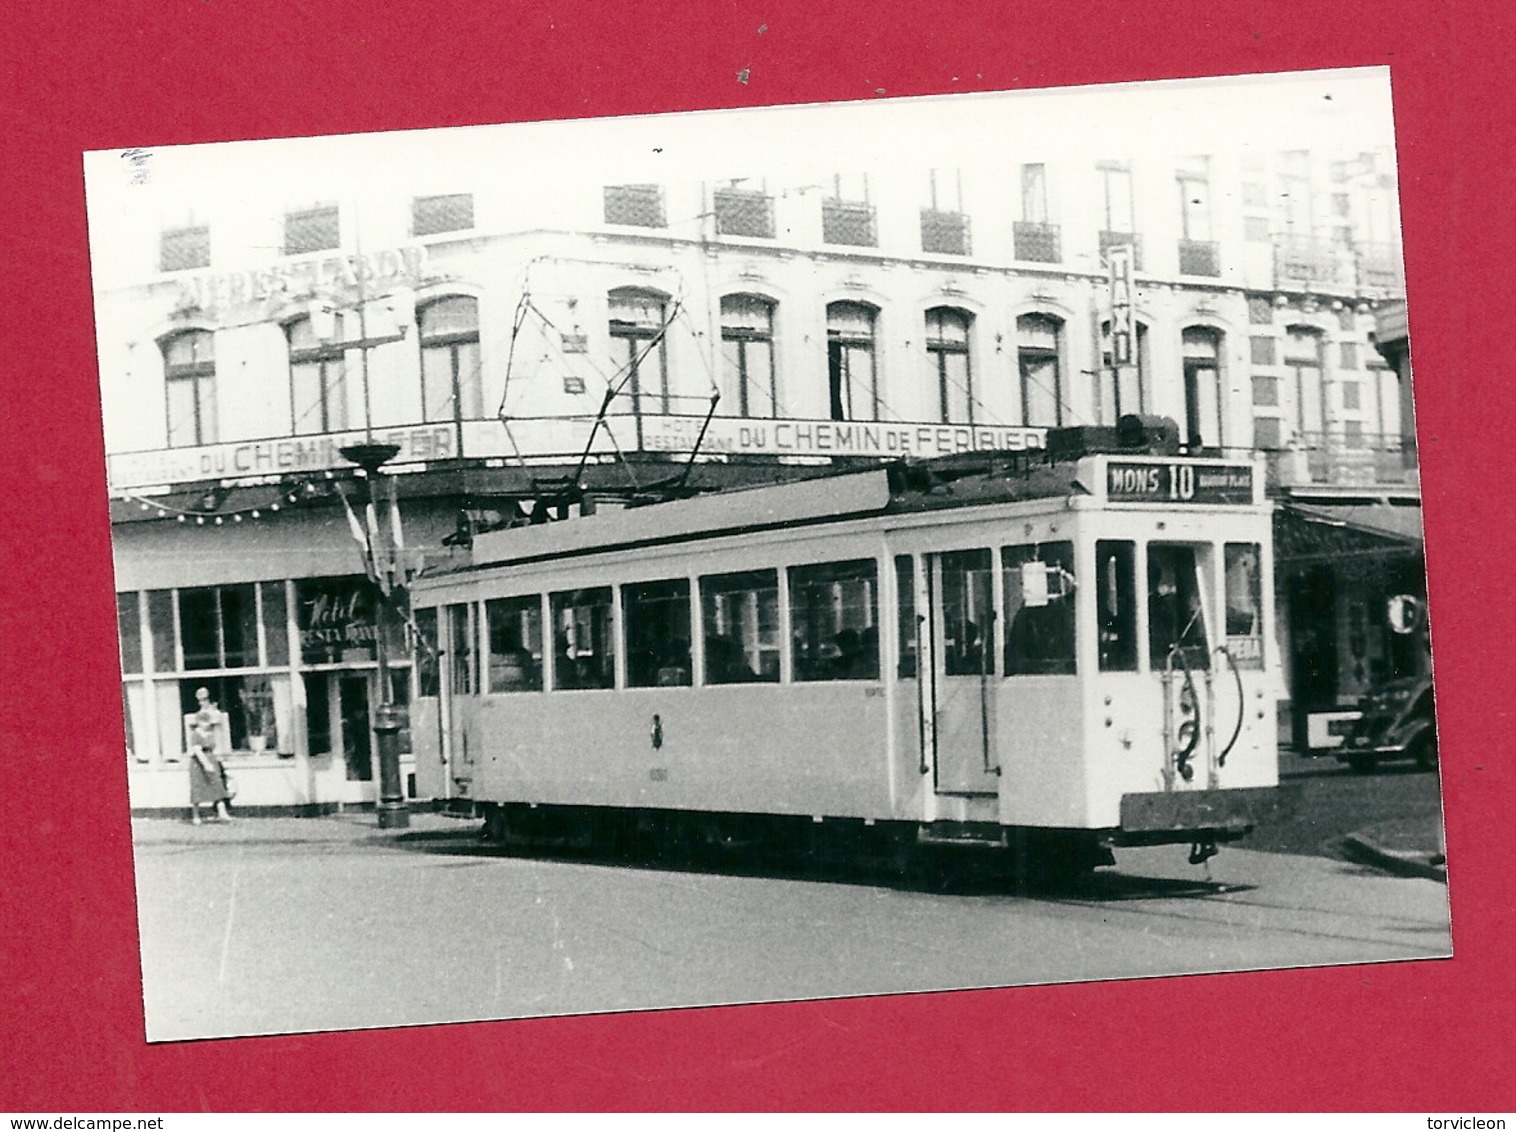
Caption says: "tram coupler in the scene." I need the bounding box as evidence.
[1189,838,1219,866]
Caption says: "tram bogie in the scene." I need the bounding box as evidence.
[410,431,1292,883]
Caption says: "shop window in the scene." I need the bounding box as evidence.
[827,301,879,422]
[284,202,340,255]
[287,315,348,435]
[700,570,780,684]
[176,675,289,754]
[179,584,257,670]
[413,607,440,697]
[161,329,217,448]
[147,590,175,673]
[609,288,670,416]
[623,580,692,688]
[1096,541,1138,672]
[117,592,143,675]
[260,581,289,667]
[486,595,544,693]
[790,560,879,681]
[1224,543,1265,668]
[720,295,777,418]
[940,549,993,676]
[551,588,615,690]
[419,296,483,421]
[927,307,973,423]
[411,193,475,237]
[1017,314,1064,427]
[1002,542,1076,675]
[895,556,917,679]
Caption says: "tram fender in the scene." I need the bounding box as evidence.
[1119,785,1300,837]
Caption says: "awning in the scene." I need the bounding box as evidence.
[1275,501,1424,566]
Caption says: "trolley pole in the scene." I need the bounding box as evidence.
[341,440,410,830]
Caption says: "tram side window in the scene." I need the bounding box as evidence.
[700,570,780,684]
[1003,542,1076,675]
[1148,544,1211,669]
[486,595,544,692]
[446,603,475,694]
[551,588,615,690]
[623,579,693,687]
[1224,542,1265,668]
[1096,541,1138,671]
[895,555,917,678]
[790,560,879,681]
[413,607,440,696]
[941,549,994,676]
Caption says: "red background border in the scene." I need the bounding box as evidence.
[2,0,1510,1112]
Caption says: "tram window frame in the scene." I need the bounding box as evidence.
[699,569,781,685]
[1147,544,1213,670]
[1002,542,1076,675]
[413,607,440,697]
[789,559,880,682]
[1095,541,1139,672]
[895,555,917,678]
[623,578,693,688]
[1223,542,1266,668]
[445,603,476,695]
[550,587,616,691]
[940,549,995,677]
[485,594,545,693]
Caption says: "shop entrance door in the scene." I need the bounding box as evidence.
[338,675,373,782]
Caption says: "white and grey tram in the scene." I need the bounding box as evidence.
[409,424,1291,880]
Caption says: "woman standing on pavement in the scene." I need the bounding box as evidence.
[187,686,234,825]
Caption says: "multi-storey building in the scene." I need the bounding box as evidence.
[92,109,1418,811]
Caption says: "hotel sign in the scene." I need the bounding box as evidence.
[638,416,1046,459]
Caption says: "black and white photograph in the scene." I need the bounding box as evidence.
[84,66,1450,1045]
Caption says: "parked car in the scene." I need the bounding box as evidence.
[1337,673,1437,772]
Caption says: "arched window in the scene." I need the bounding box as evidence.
[287,315,348,435]
[609,288,669,416]
[418,296,482,421]
[1099,319,1149,424]
[1017,314,1064,427]
[161,329,216,448]
[926,307,973,423]
[720,295,776,418]
[1284,326,1325,446]
[826,301,879,422]
[1181,326,1224,451]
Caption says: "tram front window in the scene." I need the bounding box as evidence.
[1148,545,1211,670]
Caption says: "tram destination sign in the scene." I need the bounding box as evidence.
[1106,460,1254,505]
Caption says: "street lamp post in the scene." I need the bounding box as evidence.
[340,440,410,830]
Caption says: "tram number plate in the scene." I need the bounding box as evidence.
[1107,461,1253,505]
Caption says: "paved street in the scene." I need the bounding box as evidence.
[132,802,1452,1043]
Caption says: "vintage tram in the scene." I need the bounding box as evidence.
[408,421,1291,881]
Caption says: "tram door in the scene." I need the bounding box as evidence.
[440,602,480,797]
[924,549,1000,795]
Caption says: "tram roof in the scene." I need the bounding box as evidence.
[461,453,1086,570]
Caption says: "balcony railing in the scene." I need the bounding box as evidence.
[1178,238,1220,277]
[1013,221,1061,263]
[822,199,877,247]
[1099,231,1143,270]
[1355,242,1406,297]
[1275,233,1342,287]
[920,208,971,256]
[1264,430,1416,488]
[713,188,776,239]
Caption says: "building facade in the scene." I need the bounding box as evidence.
[97,137,1414,810]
